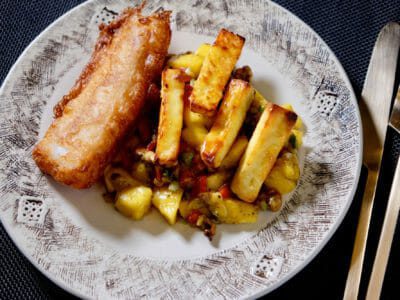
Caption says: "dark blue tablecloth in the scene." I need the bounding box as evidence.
[1,1,400,299]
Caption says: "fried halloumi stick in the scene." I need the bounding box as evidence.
[201,79,254,168]
[220,135,248,169]
[231,104,297,202]
[189,29,244,115]
[32,7,171,188]
[156,69,189,166]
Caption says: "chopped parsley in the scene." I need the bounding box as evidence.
[162,168,172,179]
[182,152,194,166]
[260,201,268,211]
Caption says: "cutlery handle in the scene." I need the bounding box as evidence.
[366,157,400,300]
[344,169,379,300]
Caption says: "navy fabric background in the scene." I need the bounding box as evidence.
[1,1,399,299]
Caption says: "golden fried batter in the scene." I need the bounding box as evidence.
[32,7,171,188]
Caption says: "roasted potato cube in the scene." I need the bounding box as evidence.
[182,125,208,150]
[206,171,230,190]
[195,43,212,58]
[220,136,248,169]
[179,198,210,219]
[201,192,258,223]
[265,170,296,195]
[168,53,204,78]
[265,152,300,194]
[115,186,152,220]
[201,79,254,168]
[231,103,297,202]
[156,68,188,166]
[190,29,245,115]
[179,200,191,219]
[152,186,184,225]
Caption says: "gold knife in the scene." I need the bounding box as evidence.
[343,22,400,300]
[366,85,400,300]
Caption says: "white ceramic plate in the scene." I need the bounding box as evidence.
[0,0,362,298]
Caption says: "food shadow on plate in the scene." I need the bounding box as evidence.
[209,220,272,247]
[47,177,278,246]
[285,151,335,218]
[48,179,169,238]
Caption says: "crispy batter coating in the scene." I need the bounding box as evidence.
[32,7,171,188]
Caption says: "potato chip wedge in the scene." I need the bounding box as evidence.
[189,29,244,115]
[156,68,189,166]
[231,103,297,202]
[201,79,253,168]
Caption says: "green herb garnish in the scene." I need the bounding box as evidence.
[163,168,172,179]
[182,152,194,166]
[259,105,265,113]
[260,201,268,211]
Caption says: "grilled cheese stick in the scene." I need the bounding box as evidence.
[231,103,297,202]
[156,69,189,166]
[201,79,253,168]
[32,7,171,188]
[189,29,244,115]
[220,136,248,169]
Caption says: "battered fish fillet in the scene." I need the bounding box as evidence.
[32,7,171,188]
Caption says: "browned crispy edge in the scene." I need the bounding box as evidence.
[156,68,190,167]
[200,80,252,168]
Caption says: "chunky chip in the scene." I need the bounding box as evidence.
[156,68,189,166]
[189,29,244,115]
[231,104,297,202]
[201,79,254,168]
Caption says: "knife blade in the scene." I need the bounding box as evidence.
[389,85,400,134]
[343,22,400,300]
[367,85,400,300]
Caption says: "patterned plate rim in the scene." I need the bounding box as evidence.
[0,0,363,298]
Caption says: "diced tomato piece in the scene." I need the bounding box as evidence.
[183,84,193,104]
[191,175,207,197]
[198,175,207,193]
[155,165,163,182]
[187,209,202,225]
[192,153,207,173]
[218,184,232,199]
